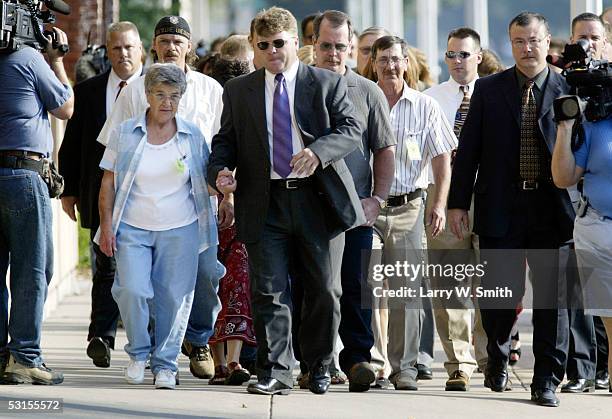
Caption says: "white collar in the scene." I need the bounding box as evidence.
[109,66,142,87]
[446,75,478,93]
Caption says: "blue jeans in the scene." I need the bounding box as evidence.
[0,168,53,367]
[184,244,225,347]
[112,221,199,374]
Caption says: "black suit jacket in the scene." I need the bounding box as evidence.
[208,62,366,243]
[58,71,110,229]
[448,67,575,242]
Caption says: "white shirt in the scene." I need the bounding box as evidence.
[264,59,305,179]
[424,76,477,184]
[121,135,197,231]
[423,76,478,127]
[105,67,142,117]
[388,82,457,196]
[97,68,223,149]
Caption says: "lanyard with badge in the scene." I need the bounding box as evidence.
[403,128,422,161]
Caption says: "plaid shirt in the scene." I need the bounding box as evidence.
[95,112,218,253]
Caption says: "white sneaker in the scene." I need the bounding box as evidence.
[154,369,176,389]
[125,359,146,384]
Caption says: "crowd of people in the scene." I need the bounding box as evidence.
[1,3,612,410]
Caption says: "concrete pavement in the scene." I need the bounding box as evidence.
[1,278,610,419]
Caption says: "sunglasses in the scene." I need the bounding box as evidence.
[445,51,473,59]
[318,42,349,52]
[256,39,290,51]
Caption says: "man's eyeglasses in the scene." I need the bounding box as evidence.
[375,56,405,67]
[445,51,473,60]
[318,42,349,52]
[511,38,546,49]
[256,39,290,51]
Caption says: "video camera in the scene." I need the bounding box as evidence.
[550,39,612,122]
[0,0,71,54]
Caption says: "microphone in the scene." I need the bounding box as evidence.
[45,0,71,15]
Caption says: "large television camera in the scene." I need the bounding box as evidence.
[551,39,612,123]
[0,0,70,54]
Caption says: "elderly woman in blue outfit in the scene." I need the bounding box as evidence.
[552,115,612,393]
[97,63,222,389]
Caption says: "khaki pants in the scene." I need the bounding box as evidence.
[425,184,482,377]
[369,197,425,380]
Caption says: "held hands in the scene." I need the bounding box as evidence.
[290,148,320,177]
[361,197,380,227]
[426,204,446,238]
[60,196,78,222]
[99,228,116,257]
[448,209,469,241]
[215,167,237,194]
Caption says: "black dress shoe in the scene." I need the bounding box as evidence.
[309,364,331,395]
[531,388,560,407]
[416,364,433,380]
[247,377,291,395]
[86,337,111,368]
[595,370,609,390]
[561,378,595,393]
[484,368,508,392]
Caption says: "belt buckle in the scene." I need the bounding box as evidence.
[522,180,538,190]
[285,179,298,190]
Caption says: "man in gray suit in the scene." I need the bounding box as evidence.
[208,7,364,396]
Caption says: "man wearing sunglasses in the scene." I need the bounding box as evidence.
[310,10,396,392]
[424,27,483,392]
[209,7,364,396]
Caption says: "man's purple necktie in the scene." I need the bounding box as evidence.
[273,73,293,178]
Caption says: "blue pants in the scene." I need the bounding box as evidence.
[112,221,199,374]
[0,168,53,367]
[184,245,225,346]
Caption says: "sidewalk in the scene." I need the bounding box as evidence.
[1,279,610,419]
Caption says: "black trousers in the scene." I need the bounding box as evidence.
[88,228,119,348]
[594,316,609,374]
[245,182,340,387]
[479,186,569,391]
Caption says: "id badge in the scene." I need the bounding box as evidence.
[406,141,422,161]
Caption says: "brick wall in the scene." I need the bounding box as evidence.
[52,0,118,83]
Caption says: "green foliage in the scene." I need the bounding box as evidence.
[120,0,181,50]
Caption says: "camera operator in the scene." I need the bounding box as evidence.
[552,109,612,395]
[0,27,73,385]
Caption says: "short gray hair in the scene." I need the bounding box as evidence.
[106,21,140,44]
[144,63,187,95]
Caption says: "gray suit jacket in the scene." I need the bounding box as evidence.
[208,62,366,243]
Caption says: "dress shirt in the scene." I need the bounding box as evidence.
[424,76,478,127]
[265,59,305,179]
[515,66,549,112]
[97,68,223,149]
[105,67,142,117]
[388,82,457,196]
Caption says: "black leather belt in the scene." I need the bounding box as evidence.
[386,189,423,207]
[0,155,45,176]
[270,178,311,190]
[515,179,552,191]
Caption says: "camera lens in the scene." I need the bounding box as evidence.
[561,98,580,118]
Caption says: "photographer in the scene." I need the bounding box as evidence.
[552,111,612,394]
[0,27,73,385]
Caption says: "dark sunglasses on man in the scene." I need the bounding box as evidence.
[445,50,473,59]
[257,38,291,51]
[318,42,349,52]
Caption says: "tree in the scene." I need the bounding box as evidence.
[120,0,180,50]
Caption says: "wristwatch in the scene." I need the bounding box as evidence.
[372,194,387,209]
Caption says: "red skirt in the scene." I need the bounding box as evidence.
[209,225,256,345]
